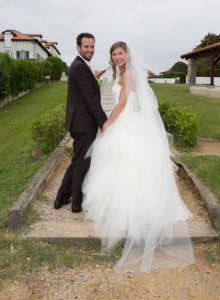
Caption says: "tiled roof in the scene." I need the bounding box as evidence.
[0,30,38,41]
[45,41,58,46]
[148,70,157,77]
[41,40,61,54]
[25,33,43,38]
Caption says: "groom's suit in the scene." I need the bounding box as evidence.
[55,55,107,210]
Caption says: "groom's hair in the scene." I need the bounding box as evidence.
[77,33,95,46]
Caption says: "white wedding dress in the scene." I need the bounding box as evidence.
[82,79,195,273]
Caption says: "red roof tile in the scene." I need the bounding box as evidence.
[0,29,60,55]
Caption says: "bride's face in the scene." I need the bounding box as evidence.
[111,47,126,67]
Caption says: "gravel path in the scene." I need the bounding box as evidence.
[1,245,220,299]
[1,139,219,299]
[27,146,214,240]
[187,139,220,156]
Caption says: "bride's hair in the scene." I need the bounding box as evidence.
[110,41,127,79]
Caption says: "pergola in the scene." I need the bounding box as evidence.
[181,42,220,86]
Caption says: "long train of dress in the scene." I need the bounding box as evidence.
[82,81,195,272]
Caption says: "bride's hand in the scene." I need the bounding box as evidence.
[102,122,109,132]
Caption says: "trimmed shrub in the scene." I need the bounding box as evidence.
[32,104,67,155]
[159,102,197,148]
[46,56,65,81]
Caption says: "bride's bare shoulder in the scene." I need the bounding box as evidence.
[121,69,135,91]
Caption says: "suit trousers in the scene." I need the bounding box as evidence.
[55,132,96,208]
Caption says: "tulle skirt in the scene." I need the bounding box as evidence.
[82,109,195,272]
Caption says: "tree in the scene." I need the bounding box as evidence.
[46,56,66,80]
[195,32,220,49]
[193,33,220,76]
[170,61,188,74]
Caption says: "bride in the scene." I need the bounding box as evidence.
[82,41,195,272]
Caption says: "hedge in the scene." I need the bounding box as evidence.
[159,102,197,148]
[0,53,12,98]
[46,56,65,81]
[0,53,67,100]
[32,104,67,155]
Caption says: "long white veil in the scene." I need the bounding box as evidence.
[98,43,195,272]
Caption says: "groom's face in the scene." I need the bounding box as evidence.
[77,37,95,61]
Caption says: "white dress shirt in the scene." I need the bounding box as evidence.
[78,54,96,77]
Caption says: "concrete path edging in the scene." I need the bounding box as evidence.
[7,134,70,230]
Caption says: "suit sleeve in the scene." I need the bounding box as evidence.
[73,63,107,129]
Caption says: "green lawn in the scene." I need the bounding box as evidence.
[0,234,121,279]
[0,82,67,228]
[151,83,220,139]
[152,84,220,203]
[182,155,220,203]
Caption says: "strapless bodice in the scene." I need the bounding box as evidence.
[111,80,140,113]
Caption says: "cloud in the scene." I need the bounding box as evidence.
[0,0,219,73]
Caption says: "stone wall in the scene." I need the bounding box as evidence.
[190,85,220,99]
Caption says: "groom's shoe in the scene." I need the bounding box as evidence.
[54,198,71,210]
[71,205,82,213]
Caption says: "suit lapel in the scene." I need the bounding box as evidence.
[76,56,100,93]
[76,56,97,80]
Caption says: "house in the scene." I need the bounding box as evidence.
[0,29,61,60]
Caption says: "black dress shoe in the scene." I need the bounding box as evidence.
[71,205,82,213]
[54,198,71,210]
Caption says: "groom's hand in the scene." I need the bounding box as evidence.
[95,69,106,78]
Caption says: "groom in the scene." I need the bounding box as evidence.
[54,33,107,212]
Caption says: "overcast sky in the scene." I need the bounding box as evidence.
[1,0,219,73]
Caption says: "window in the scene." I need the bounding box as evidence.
[37,53,43,61]
[16,51,29,59]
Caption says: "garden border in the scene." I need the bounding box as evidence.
[173,148,220,231]
[7,134,70,230]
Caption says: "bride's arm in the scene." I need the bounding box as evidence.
[102,72,127,131]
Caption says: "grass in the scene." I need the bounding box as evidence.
[151,83,220,139]
[182,155,220,203]
[0,82,67,228]
[0,234,121,279]
[204,239,220,263]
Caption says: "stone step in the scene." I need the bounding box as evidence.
[26,209,218,244]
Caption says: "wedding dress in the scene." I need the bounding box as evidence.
[82,45,194,272]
